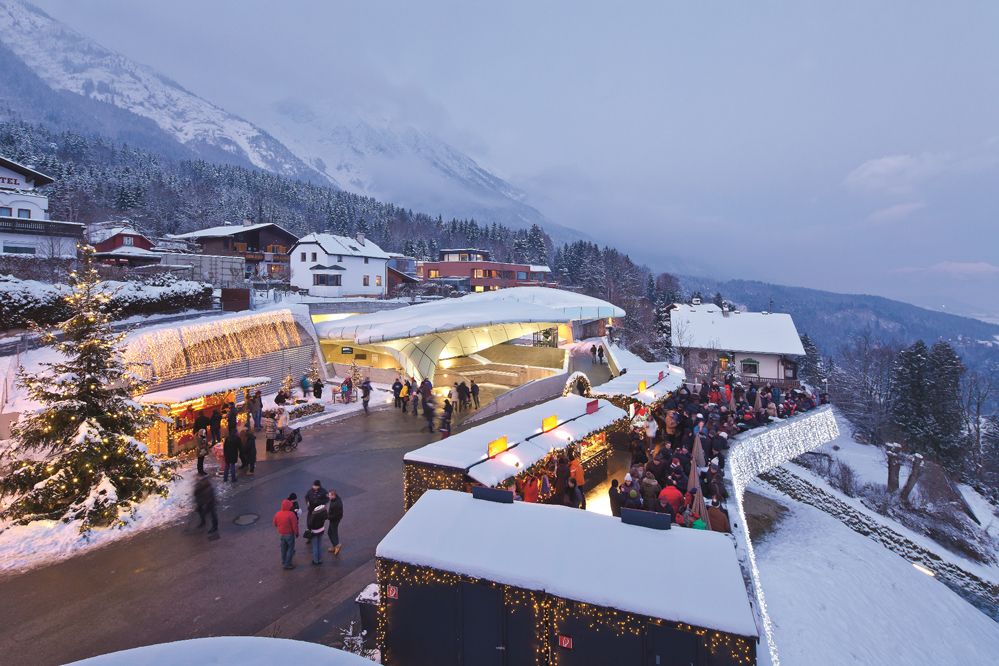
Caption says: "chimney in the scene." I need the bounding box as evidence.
[243,218,253,227]
[356,232,365,245]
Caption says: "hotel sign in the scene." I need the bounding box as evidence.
[0,177,20,186]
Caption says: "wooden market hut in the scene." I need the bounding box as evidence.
[376,489,759,665]
[402,394,627,509]
[137,376,270,456]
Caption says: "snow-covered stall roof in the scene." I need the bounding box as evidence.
[68,637,374,666]
[592,363,686,405]
[137,376,270,405]
[405,394,626,486]
[378,489,759,638]
[94,246,161,258]
[670,304,805,356]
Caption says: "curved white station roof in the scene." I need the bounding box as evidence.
[315,287,624,344]
[315,288,625,381]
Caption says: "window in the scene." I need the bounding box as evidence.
[364,257,369,264]
[122,236,134,246]
[472,268,484,278]
[0,207,11,217]
[784,361,798,380]
[311,252,317,262]
[375,275,382,287]
[428,269,440,279]
[337,255,343,262]
[741,360,759,375]
[516,271,527,280]
[17,209,30,219]
[473,285,485,292]
[300,252,306,261]
[363,275,370,286]
[313,274,341,286]
[3,244,35,255]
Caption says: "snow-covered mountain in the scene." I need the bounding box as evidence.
[258,98,564,235]
[0,0,578,238]
[0,0,321,182]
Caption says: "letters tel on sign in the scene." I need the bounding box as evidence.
[558,635,573,650]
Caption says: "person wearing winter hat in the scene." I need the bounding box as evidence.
[623,488,643,510]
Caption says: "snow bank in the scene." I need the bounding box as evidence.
[755,499,999,665]
[67,636,374,665]
[0,469,195,575]
[379,489,758,638]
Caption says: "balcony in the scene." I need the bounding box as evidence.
[0,216,85,238]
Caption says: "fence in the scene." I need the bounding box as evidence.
[462,371,572,426]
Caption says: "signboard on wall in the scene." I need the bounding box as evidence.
[542,415,559,432]
[488,436,508,458]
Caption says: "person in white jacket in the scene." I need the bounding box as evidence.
[276,407,290,437]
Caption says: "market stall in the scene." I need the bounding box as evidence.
[402,394,627,509]
[376,489,759,665]
[591,362,686,412]
[137,376,270,456]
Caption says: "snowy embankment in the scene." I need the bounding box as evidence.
[0,466,195,575]
[68,636,375,665]
[752,491,999,665]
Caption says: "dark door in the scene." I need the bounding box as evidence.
[461,582,505,666]
[646,624,699,666]
[383,581,459,666]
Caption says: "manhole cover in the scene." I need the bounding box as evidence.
[233,513,259,526]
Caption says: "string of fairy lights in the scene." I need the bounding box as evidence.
[727,406,839,666]
[376,558,756,665]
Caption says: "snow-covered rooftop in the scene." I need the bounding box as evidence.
[94,246,160,258]
[528,264,552,273]
[138,376,270,405]
[316,287,623,344]
[405,394,626,486]
[87,226,151,245]
[378,489,759,638]
[170,222,296,240]
[294,232,391,260]
[670,304,805,356]
[592,363,686,405]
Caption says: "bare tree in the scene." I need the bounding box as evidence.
[828,332,899,445]
[963,367,996,481]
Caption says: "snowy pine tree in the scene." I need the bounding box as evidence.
[799,334,826,387]
[890,340,930,453]
[925,341,966,468]
[0,246,174,531]
[652,298,673,360]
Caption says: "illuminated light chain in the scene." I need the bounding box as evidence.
[561,371,592,397]
[402,420,626,510]
[376,558,755,665]
[727,406,839,666]
[123,309,302,382]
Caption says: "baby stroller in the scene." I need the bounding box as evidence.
[275,427,302,452]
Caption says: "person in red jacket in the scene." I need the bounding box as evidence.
[273,498,299,570]
[658,483,684,516]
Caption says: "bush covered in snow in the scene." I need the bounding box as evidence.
[290,402,325,420]
[0,275,212,330]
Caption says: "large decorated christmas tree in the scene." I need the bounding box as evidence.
[0,245,174,532]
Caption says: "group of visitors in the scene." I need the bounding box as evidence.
[510,446,589,509]
[390,375,479,436]
[605,377,822,531]
[590,344,606,365]
[272,480,345,569]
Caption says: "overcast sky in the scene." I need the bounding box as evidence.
[33,0,999,319]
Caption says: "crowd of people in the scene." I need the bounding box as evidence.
[604,377,824,531]
[388,375,482,436]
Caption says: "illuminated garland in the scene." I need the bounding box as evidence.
[726,406,839,666]
[402,418,627,509]
[377,558,755,665]
[561,372,592,397]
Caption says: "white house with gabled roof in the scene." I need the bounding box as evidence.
[289,232,390,297]
[670,303,805,386]
[0,156,83,258]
